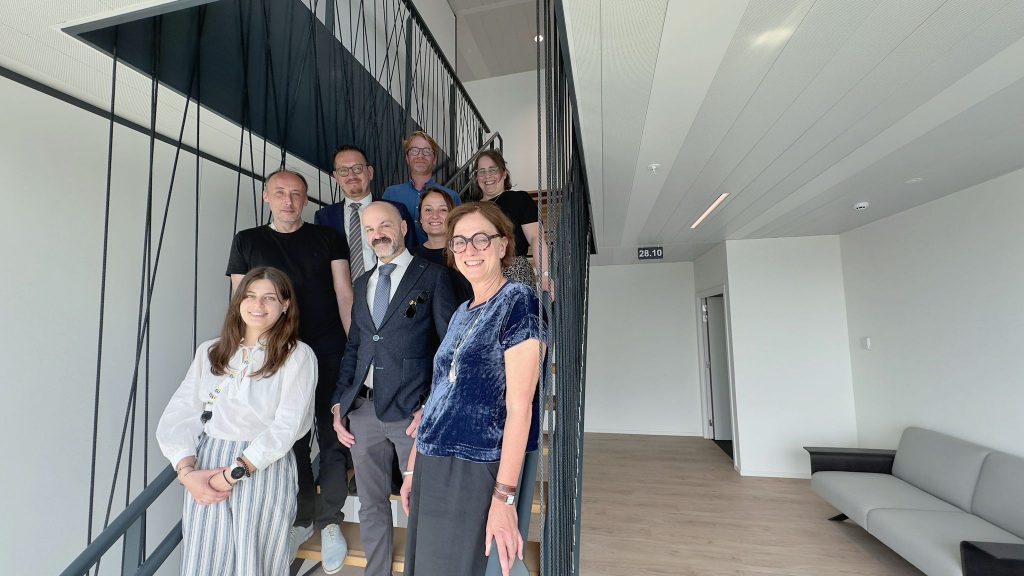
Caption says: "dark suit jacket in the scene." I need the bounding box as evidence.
[331,254,458,421]
[313,199,419,254]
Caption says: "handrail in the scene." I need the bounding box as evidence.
[400,0,490,133]
[135,521,183,576]
[443,132,504,198]
[60,465,177,576]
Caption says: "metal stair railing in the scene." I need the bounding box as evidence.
[60,465,181,576]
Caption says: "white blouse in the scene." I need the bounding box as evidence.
[156,338,317,471]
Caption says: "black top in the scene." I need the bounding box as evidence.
[226,223,349,348]
[491,190,538,257]
[413,245,473,304]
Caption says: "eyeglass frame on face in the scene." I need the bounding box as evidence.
[474,166,502,178]
[449,232,503,254]
[333,164,368,177]
[406,147,435,158]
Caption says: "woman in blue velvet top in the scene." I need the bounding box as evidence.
[401,201,545,576]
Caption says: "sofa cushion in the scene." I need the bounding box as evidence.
[867,509,1024,576]
[892,427,990,511]
[972,452,1024,538]
[811,471,958,527]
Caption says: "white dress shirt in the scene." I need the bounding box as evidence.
[157,339,317,470]
[363,248,414,388]
[344,195,376,276]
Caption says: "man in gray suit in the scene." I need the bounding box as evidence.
[331,201,457,576]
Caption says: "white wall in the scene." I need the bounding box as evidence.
[0,75,290,575]
[585,263,703,436]
[726,237,859,477]
[694,242,728,294]
[464,70,542,190]
[841,167,1024,456]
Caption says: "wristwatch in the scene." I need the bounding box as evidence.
[230,464,248,481]
[493,490,517,505]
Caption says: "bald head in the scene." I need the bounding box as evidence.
[362,201,407,263]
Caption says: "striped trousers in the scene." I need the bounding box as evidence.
[181,435,297,576]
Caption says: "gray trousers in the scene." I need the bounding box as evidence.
[348,397,415,576]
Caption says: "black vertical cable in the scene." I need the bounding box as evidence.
[193,7,203,353]
[86,27,118,552]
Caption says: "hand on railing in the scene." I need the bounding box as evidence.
[181,468,232,505]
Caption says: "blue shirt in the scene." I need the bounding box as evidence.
[416,282,545,463]
[382,179,461,243]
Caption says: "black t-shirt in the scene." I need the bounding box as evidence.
[413,245,473,304]
[226,224,349,348]
[492,190,538,257]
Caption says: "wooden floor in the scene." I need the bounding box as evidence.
[579,434,922,576]
[304,433,922,575]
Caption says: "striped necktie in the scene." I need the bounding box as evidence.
[372,263,397,328]
[348,202,364,280]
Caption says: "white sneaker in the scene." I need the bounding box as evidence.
[320,523,348,574]
[287,523,314,560]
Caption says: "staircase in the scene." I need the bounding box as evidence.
[294,479,545,573]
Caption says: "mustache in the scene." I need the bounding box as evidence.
[372,237,393,247]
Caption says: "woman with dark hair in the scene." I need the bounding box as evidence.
[157,267,317,575]
[401,202,546,576]
[414,186,472,302]
[470,150,554,297]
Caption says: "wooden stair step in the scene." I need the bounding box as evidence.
[296,523,540,574]
[316,487,543,513]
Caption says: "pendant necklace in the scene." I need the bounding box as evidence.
[448,282,504,383]
[201,342,260,424]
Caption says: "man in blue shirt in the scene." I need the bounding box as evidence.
[382,130,461,243]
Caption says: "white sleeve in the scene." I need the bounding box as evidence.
[242,344,317,470]
[156,342,209,467]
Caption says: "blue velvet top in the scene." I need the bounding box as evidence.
[416,281,545,463]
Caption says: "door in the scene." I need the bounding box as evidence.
[705,295,732,441]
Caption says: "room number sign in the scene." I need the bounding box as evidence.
[637,246,664,260]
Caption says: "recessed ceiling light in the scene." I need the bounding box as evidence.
[534,35,544,42]
[647,162,661,174]
[691,193,730,229]
[854,202,870,211]
[905,177,924,184]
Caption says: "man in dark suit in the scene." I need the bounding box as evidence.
[331,201,457,576]
[314,145,417,276]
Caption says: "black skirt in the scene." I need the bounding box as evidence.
[405,454,499,575]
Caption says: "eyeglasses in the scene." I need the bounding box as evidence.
[407,147,435,158]
[404,291,429,318]
[474,166,502,178]
[449,233,503,254]
[333,164,367,177]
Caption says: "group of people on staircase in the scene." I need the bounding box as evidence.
[156,130,551,576]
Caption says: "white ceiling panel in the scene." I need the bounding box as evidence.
[760,73,1024,238]
[457,1,537,80]
[708,0,1016,242]
[558,0,1024,264]
[595,0,670,248]
[636,0,816,242]
[617,0,749,247]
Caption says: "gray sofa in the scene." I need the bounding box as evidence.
[807,427,1024,576]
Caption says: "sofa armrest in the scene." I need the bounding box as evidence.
[803,447,897,474]
[961,541,1024,576]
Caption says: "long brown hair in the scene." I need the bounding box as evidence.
[208,267,300,378]
[445,201,516,269]
[469,149,513,200]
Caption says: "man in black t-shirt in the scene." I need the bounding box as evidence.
[226,168,355,572]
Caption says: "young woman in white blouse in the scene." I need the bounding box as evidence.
[157,267,317,575]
